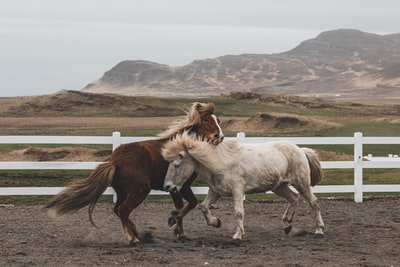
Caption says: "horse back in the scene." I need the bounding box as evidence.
[109,139,169,190]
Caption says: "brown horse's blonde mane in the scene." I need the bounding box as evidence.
[158,102,216,139]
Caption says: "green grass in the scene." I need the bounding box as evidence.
[320,121,400,137]
[0,170,92,205]
[0,170,91,187]
[1,93,399,204]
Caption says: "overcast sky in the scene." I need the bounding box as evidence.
[1,0,399,97]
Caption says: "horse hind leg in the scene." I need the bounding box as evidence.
[116,191,148,246]
[112,188,140,244]
[272,183,299,234]
[297,187,325,236]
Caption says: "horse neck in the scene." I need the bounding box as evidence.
[186,155,214,185]
[189,140,241,175]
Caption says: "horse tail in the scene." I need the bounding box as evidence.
[45,162,115,226]
[302,148,323,186]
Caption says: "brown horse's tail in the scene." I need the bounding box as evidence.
[302,148,323,186]
[45,162,115,226]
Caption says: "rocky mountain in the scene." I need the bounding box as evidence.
[82,29,400,101]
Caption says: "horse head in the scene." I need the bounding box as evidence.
[158,102,224,145]
[191,102,224,145]
[162,133,198,193]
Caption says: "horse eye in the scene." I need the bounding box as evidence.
[174,163,180,168]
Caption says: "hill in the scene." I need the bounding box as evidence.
[82,29,400,102]
[0,90,182,117]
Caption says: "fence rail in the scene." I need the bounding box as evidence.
[1,132,400,203]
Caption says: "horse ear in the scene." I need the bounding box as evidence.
[194,102,203,111]
[195,102,215,116]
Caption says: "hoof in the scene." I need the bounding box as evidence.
[315,233,324,238]
[168,217,177,227]
[174,227,184,237]
[284,225,292,234]
[314,229,325,237]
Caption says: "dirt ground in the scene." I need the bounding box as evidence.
[1,197,399,267]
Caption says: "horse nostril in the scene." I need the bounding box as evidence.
[214,134,224,141]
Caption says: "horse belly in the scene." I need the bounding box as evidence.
[240,165,282,194]
[244,186,273,194]
[208,183,233,196]
[244,179,276,194]
[206,174,235,196]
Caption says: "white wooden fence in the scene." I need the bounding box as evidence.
[1,132,400,203]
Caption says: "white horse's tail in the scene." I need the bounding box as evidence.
[302,148,323,186]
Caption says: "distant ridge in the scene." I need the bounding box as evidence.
[82,29,400,101]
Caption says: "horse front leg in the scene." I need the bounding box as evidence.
[232,190,245,241]
[169,185,198,239]
[199,188,221,228]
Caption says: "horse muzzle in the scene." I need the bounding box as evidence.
[210,134,224,145]
[164,184,180,193]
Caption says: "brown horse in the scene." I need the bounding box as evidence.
[45,102,224,245]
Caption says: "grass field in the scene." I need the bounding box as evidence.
[0,91,399,204]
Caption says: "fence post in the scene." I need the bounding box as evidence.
[112,131,121,151]
[237,132,246,143]
[354,132,363,203]
[111,131,121,203]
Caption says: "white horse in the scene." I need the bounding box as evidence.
[162,133,325,241]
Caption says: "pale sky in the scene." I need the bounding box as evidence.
[1,0,399,97]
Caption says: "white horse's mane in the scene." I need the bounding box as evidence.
[162,133,241,173]
[158,102,216,139]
